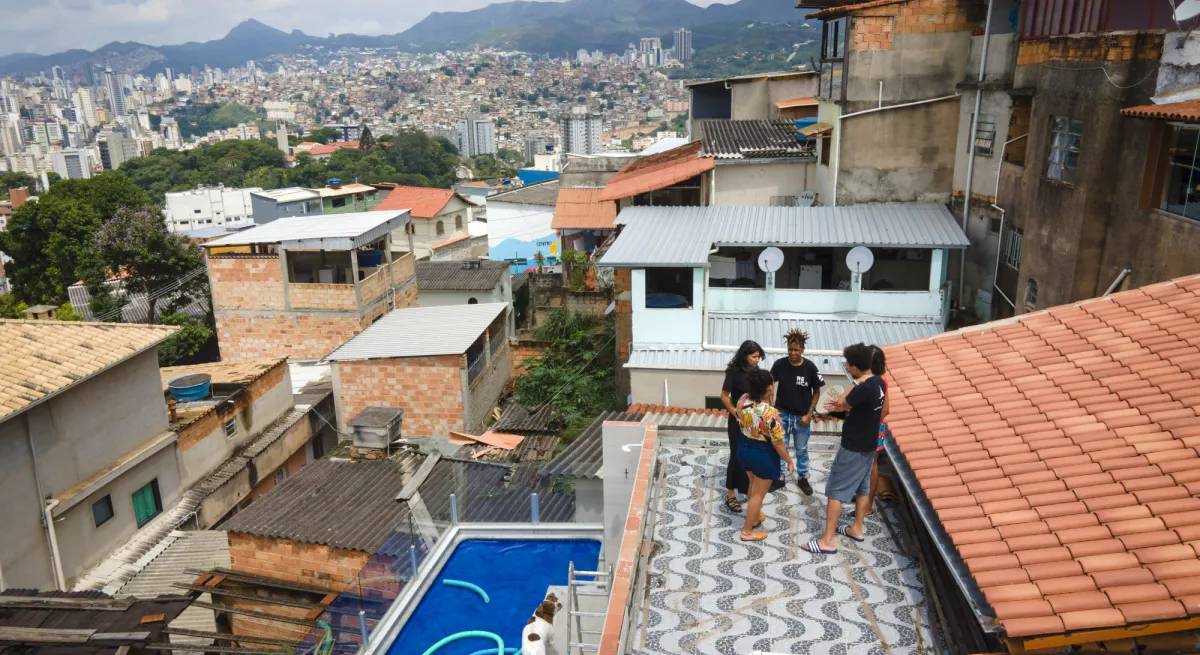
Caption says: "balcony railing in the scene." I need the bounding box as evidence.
[707,287,944,318]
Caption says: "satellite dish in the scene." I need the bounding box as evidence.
[758,247,784,273]
[846,246,874,273]
[1176,0,1200,21]
[796,191,817,207]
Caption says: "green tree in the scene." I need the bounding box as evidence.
[0,295,28,319]
[516,314,619,436]
[157,312,214,366]
[359,126,376,149]
[0,171,37,198]
[306,127,341,144]
[92,207,206,323]
[0,195,103,303]
[55,303,85,321]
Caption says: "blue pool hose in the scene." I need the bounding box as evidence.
[442,579,491,603]
[466,649,521,655]
[420,630,504,655]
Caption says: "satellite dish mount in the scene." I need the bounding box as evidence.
[758,247,785,290]
[845,246,875,291]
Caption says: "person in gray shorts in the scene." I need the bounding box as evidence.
[802,343,887,555]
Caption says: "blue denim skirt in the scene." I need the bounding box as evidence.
[737,436,781,480]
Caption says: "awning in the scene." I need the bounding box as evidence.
[799,121,833,138]
[1122,99,1200,123]
[599,141,715,202]
[775,96,819,109]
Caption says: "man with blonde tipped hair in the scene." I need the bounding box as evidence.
[769,328,824,496]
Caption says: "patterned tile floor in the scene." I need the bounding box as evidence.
[633,441,935,655]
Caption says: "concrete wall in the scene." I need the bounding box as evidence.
[601,422,651,568]
[1155,32,1200,98]
[713,160,816,205]
[631,268,703,345]
[837,97,962,204]
[630,368,724,409]
[465,343,511,434]
[575,478,604,524]
[0,413,57,589]
[418,286,506,308]
[729,76,819,120]
[332,355,467,438]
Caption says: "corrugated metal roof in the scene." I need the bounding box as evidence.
[488,179,560,207]
[0,591,191,655]
[492,403,558,434]
[324,303,506,361]
[251,187,321,203]
[204,211,410,250]
[545,411,645,479]
[220,455,425,552]
[416,260,508,291]
[700,120,809,159]
[708,312,946,350]
[626,345,843,373]
[599,204,969,267]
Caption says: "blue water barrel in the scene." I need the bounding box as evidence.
[357,250,385,268]
[168,374,211,401]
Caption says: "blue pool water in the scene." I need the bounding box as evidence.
[388,539,601,655]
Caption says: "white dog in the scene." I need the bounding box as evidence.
[520,593,561,655]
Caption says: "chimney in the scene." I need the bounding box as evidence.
[9,187,29,210]
[346,407,404,461]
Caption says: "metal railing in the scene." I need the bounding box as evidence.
[616,455,668,654]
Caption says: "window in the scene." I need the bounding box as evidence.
[1025,279,1039,312]
[988,218,1002,235]
[1005,97,1032,166]
[132,480,162,527]
[332,196,347,208]
[92,495,114,527]
[1047,116,1083,184]
[468,297,478,304]
[273,468,286,486]
[312,434,325,460]
[769,195,797,207]
[1159,123,1200,221]
[436,221,445,236]
[224,418,237,438]
[645,268,694,308]
[1004,226,1023,270]
[970,114,997,156]
[455,216,463,230]
[193,209,202,214]
[822,17,846,60]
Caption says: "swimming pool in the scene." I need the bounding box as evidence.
[387,538,602,655]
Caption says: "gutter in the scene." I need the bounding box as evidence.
[27,419,66,591]
[832,93,963,207]
[960,0,997,309]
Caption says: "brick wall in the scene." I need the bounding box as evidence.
[1016,31,1163,66]
[209,255,285,311]
[510,338,552,376]
[216,312,364,361]
[288,283,358,311]
[390,253,415,287]
[854,15,896,50]
[394,278,419,309]
[359,268,387,307]
[177,361,288,450]
[335,355,465,437]
[466,344,511,433]
[613,268,633,399]
[847,0,974,52]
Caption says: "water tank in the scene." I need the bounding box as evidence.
[328,177,342,188]
[168,373,211,401]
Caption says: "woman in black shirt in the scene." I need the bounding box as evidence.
[719,340,763,513]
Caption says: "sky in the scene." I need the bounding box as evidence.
[1,0,736,57]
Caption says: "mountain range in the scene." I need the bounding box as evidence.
[0,0,810,77]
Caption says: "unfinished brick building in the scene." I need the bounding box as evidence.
[203,211,418,361]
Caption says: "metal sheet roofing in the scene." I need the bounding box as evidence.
[220,455,424,551]
[416,260,508,291]
[204,211,410,250]
[492,403,559,434]
[708,312,946,351]
[251,187,321,203]
[626,344,844,373]
[700,120,809,159]
[546,411,645,479]
[599,204,969,267]
[487,179,560,207]
[324,303,506,361]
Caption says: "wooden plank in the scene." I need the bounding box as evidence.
[90,632,152,641]
[163,628,299,647]
[0,627,96,643]
[188,601,358,634]
[185,568,334,596]
[395,453,440,501]
[146,643,285,654]
[140,614,166,624]
[171,583,323,610]
[0,597,133,611]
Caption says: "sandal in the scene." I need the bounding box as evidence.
[837,525,866,543]
[740,531,768,542]
[801,539,837,555]
[725,496,743,513]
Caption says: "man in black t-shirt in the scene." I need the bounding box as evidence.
[801,343,886,556]
[770,329,824,496]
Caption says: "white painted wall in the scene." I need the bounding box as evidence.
[164,187,262,233]
[631,268,704,345]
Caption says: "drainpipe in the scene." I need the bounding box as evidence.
[960,0,997,310]
[1104,267,1132,296]
[27,425,66,591]
[990,133,1027,311]
[832,93,963,208]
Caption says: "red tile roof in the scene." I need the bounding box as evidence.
[598,141,714,202]
[885,274,1200,639]
[307,144,337,156]
[627,403,727,417]
[552,188,618,230]
[1122,100,1200,123]
[373,186,457,218]
[431,232,471,249]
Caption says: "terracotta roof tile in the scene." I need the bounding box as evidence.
[1122,99,1200,123]
[551,187,618,230]
[887,274,1200,638]
[598,141,714,201]
[372,185,462,218]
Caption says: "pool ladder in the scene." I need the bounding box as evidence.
[565,560,612,654]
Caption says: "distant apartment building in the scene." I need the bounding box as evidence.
[164,186,262,233]
[639,37,661,53]
[560,107,604,156]
[456,118,497,157]
[324,123,362,141]
[103,68,126,116]
[202,211,418,361]
[316,181,381,214]
[524,134,555,163]
[51,149,91,180]
[248,187,322,224]
[161,117,183,149]
[97,131,140,170]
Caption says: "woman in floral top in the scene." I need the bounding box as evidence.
[736,368,796,542]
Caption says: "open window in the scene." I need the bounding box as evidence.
[645,268,693,309]
[1152,123,1200,222]
[1047,116,1082,184]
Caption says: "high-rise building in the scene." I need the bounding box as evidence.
[160,117,182,149]
[639,37,661,53]
[136,109,152,134]
[97,131,139,170]
[456,118,497,157]
[0,94,20,115]
[674,28,693,62]
[275,120,289,155]
[73,88,97,127]
[51,65,65,81]
[51,149,91,180]
[560,107,604,156]
[524,134,555,163]
[103,69,127,116]
[0,119,22,156]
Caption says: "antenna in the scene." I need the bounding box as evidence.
[757,247,784,273]
[1176,0,1200,21]
[796,191,817,207]
[845,246,874,274]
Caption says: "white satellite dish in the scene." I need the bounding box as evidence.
[1176,0,1200,21]
[758,247,785,273]
[845,246,875,273]
[796,191,817,207]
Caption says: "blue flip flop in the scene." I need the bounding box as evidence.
[801,539,837,555]
[837,525,866,543]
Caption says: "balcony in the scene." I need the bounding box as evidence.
[708,286,945,318]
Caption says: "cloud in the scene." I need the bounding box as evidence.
[0,0,577,56]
